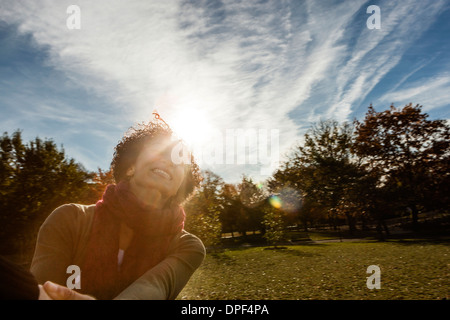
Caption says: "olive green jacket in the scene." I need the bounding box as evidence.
[30,204,205,300]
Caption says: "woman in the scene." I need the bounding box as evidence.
[30,115,205,300]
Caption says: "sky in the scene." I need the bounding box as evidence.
[0,0,449,184]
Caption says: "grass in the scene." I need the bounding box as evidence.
[178,238,450,300]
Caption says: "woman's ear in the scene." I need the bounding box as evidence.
[126,166,135,178]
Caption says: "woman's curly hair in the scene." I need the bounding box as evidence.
[110,114,202,206]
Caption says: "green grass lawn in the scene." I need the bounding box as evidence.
[178,239,449,300]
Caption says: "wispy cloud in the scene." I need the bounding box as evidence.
[322,0,447,122]
[379,74,450,111]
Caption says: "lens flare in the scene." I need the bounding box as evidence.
[268,187,302,212]
[269,195,282,209]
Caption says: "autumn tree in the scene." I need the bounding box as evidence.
[353,104,450,231]
[297,197,327,232]
[236,176,266,235]
[83,168,115,204]
[183,170,223,250]
[219,183,241,237]
[271,120,366,234]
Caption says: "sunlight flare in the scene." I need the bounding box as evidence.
[168,106,214,148]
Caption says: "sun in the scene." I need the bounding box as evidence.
[168,107,214,149]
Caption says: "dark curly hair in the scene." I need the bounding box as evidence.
[110,114,202,206]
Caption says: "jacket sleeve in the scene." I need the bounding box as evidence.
[0,255,40,300]
[30,204,79,286]
[113,230,206,300]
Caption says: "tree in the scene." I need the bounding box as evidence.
[84,168,115,204]
[219,183,241,238]
[184,170,223,250]
[271,120,366,234]
[218,176,268,238]
[236,176,266,235]
[0,130,93,258]
[353,104,450,231]
[297,197,327,232]
[262,204,287,248]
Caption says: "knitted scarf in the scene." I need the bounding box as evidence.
[80,181,185,299]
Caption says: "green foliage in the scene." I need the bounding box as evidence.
[219,183,241,236]
[270,120,368,233]
[262,206,287,247]
[0,130,93,256]
[184,170,224,249]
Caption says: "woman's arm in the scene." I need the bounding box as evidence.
[114,230,206,300]
[30,204,79,286]
[31,204,206,300]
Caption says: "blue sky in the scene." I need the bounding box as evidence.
[1,0,449,183]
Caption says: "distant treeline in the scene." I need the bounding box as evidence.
[184,103,449,247]
[1,103,449,261]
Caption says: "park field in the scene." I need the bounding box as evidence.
[178,239,449,300]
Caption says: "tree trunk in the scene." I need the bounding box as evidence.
[302,219,308,232]
[345,212,356,236]
[361,215,370,231]
[382,219,390,235]
[410,204,419,232]
[376,221,385,241]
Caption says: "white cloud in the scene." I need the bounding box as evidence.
[379,74,450,111]
[327,0,447,122]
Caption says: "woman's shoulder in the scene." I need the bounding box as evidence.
[179,229,203,243]
[172,230,206,257]
[43,203,96,228]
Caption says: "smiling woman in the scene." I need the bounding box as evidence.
[30,114,206,300]
[110,118,201,207]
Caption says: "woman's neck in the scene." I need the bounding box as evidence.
[128,180,167,210]
[119,223,134,251]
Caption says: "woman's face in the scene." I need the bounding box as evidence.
[127,136,186,205]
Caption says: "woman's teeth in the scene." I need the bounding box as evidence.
[152,168,171,180]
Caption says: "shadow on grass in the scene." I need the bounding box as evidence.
[377,229,450,246]
[208,251,237,265]
[385,237,450,246]
[263,246,322,258]
[208,244,323,264]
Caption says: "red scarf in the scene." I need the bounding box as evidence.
[80,181,185,299]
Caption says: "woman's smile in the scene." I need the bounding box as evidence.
[151,167,172,181]
[127,137,186,208]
